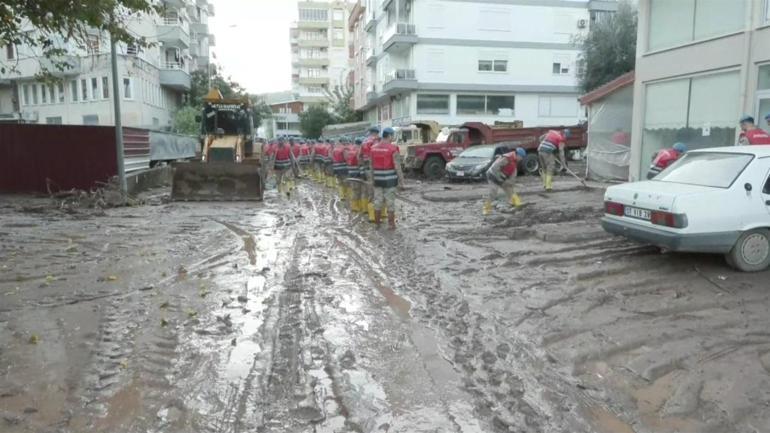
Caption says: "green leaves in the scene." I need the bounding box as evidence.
[299,105,335,139]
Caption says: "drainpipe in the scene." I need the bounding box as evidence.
[737,1,754,139]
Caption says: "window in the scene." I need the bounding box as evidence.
[478,60,493,72]
[641,71,740,174]
[493,60,507,72]
[86,34,100,53]
[333,29,344,40]
[5,45,14,60]
[81,79,88,100]
[299,8,327,22]
[102,77,109,98]
[457,95,486,114]
[41,85,47,104]
[127,44,138,56]
[82,115,99,125]
[31,84,38,104]
[46,117,62,124]
[57,83,65,103]
[416,94,449,114]
[22,84,29,105]
[457,95,515,115]
[552,62,570,74]
[538,95,577,117]
[333,9,344,21]
[91,78,99,100]
[70,81,78,102]
[648,0,747,52]
[656,153,753,189]
[123,78,133,99]
[759,64,770,90]
[766,0,770,22]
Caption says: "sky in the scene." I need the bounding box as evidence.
[210,0,298,95]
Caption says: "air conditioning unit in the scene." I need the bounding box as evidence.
[577,19,587,29]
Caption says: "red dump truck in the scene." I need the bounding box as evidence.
[402,122,587,179]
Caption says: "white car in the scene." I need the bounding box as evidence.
[602,146,770,272]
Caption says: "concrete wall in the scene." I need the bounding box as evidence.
[629,0,770,180]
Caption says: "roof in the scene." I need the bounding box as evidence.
[691,146,770,157]
[579,71,635,106]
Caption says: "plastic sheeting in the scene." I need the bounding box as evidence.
[586,86,633,181]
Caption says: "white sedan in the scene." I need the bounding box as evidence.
[602,146,770,272]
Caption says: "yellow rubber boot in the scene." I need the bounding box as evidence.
[351,199,360,212]
[545,175,553,192]
[337,184,345,199]
[483,200,492,216]
[510,194,522,208]
[367,202,376,223]
[383,206,388,219]
[359,199,368,214]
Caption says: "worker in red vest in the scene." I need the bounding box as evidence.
[272,137,297,197]
[484,148,527,216]
[298,139,311,169]
[345,138,364,212]
[537,129,569,192]
[313,139,329,184]
[360,126,380,221]
[370,127,405,229]
[331,138,349,197]
[647,142,686,179]
[738,115,770,145]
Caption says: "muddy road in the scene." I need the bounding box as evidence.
[1,173,769,433]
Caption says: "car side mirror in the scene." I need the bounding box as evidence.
[745,183,752,192]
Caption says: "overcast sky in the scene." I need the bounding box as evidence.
[210,0,297,95]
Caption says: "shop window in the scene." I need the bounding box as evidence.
[416,94,449,115]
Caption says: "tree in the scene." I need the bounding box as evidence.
[248,95,272,131]
[299,105,334,139]
[0,1,159,75]
[576,2,637,93]
[174,106,200,135]
[188,68,247,107]
[324,84,362,124]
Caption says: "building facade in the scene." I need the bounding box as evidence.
[290,1,355,105]
[629,0,770,180]
[0,0,215,129]
[260,91,304,139]
[349,0,617,129]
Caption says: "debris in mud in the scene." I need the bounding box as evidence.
[28,334,39,345]
[160,318,169,327]
[41,177,143,215]
[339,349,356,369]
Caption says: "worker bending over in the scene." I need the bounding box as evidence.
[484,148,527,216]
[370,127,405,229]
[738,115,770,145]
[647,142,687,179]
[537,129,569,192]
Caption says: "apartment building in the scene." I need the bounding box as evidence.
[290,1,355,105]
[628,0,770,180]
[0,0,215,129]
[349,0,617,129]
[260,91,304,138]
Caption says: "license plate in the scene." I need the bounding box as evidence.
[624,206,651,220]
[456,171,464,176]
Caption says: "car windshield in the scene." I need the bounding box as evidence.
[655,152,753,188]
[460,147,494,158]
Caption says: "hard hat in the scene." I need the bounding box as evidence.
[563,128,572,138]
[382,127,395,137]
[673,142,687,153]
[355,137,363,144]
[368,126,380,134]
[515,148,527,158]
[740,115,755,124]
[277,136,285,142]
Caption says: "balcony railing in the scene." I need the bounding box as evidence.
[382,23,417,52]
[382,69,417,94]
[385,69,415,81]
[384,23,416,39]
[163,61,189,72]
[163,17,190,32]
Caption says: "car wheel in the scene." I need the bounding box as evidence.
[726,229,770,272]
[523,153,540,175]
[422,156,446,180]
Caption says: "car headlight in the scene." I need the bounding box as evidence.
[472,163,488,174]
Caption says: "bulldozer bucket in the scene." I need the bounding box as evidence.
[171,162,263,201]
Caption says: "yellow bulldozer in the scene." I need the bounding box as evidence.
[171,89,264,201]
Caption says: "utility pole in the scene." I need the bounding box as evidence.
[110,31,127,195]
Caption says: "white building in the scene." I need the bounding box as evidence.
[290,1,356,105]
[0,0,215,129]
[260,91,304,138]
[628,0,770,180]
[350,0,617,128]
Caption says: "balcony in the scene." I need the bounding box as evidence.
[298,39,329,48]
[365,48,377,66]
[295,58,330,67]
[191,21,208,34]
[364,13,376,32]
[366,86,379,102]
[40,55,81,77]
[298,20,328,30]
[158,18,190,48]
[383,23,417,53]
[160,62,191,91]
[208,3,215,16]
[382,69,417,94]
[298,76,330,86]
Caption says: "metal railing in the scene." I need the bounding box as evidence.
[162,17,190,33]
[163,61,189,72]
[385,69,415,81]
[384,23,416,41]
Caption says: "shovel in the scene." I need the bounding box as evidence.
[556,160,588,187]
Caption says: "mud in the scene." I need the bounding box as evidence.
[1,169,769,433]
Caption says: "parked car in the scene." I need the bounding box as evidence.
[445,143,516,181]
[602,146,770,272]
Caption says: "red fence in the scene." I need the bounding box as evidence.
[0,124,150,194]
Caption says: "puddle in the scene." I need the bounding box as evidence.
[224,340,261,382]
[587,406,636,433]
